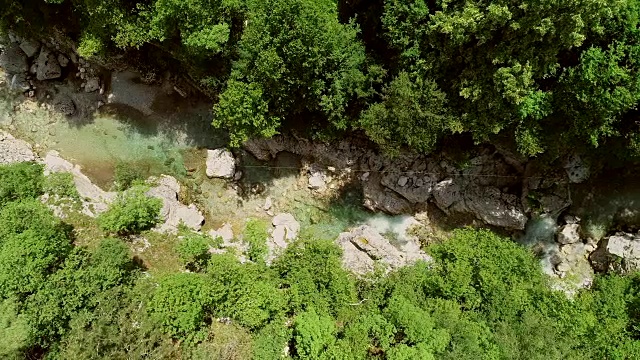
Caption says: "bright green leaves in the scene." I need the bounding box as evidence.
[98,185,162,236]
[293,309,337,359]
[213,80,278,147]
[359,71,453,154]
[214,0,372,145]
[149,273,212,341]
[183,24,230,52]
[0,162,44,206]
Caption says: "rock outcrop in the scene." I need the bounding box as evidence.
[243,136,541,231]
[36,47,62,81]
[147,175,205,233]
[206,149,236,179]
[266,213,300,263]
[0,131,36,164]
[590,232,640,273]
[43,150,116,216]
[337,225,431,275]
[0,44,28,74]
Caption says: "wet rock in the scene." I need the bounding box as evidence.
[557,223,581,244]
[146,175,205,233]
[591,232,640,273]
[57,54,69,67]
[19,39,40,58]
[337,225,431,275]
[362,173,412,214]
[564,155,590,184]
[36,47,62,80]
[206,149,236,179]
[52,94,76,116]
[0,44,28,74]
[84,77,100,92]
[308,164,327,190]
[0,131,36,164]
[10,73,30,92]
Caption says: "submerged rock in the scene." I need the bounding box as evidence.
[206,149,236,179]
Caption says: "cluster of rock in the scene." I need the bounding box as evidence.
[243,136,583,231]
[0,131,36,164]
[146,175,205,233]
[0,32,104,115]
[338,225,432,275]
[591,232,640,274]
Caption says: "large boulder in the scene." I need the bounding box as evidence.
[590,232,640,273]
[0,44,28,74]
[19,39,40,58]
[206,149,236,179]
[266,213,300,263]
[0,131,36,164]
[36,47,62,81]
[557,224,581,245]
[433,179,527,230]
[362,173,412,214]
[337,225,431,275]
[146,175,205,233]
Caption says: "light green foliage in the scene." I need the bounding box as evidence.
[0,199,61,240]
[113,161,144,191]
[252,321,293,360]
[148,273,212,341]
[98,185,162,235]
[206,254,286,330]
[273,239,357,318]
[0,162,44,206]
[176,232,219,271]
[0,229,71,298]
[244,218,269,263]
[0,298,32,359]
[77,31,105,58]
[294,309,336,359]
[44,172,79,199]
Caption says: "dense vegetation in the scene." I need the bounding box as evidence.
[1,161,640,359]
[3,0,640,159]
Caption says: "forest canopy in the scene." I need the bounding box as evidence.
[3,0,640,158]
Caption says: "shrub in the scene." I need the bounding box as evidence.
[244,218,269,263]
[113,162,144,191]
[44,172,79,199]
[0,162,44,206]
[98,186,162,236]
[176,233,219,272]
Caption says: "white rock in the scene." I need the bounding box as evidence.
[263,196,273,211]
[557,223,581,245]
[308,174,326,190]
[206,149,236,179]
[209,223,234,243]
[146,175,205,233]
[564,155,590,183]
[0,131,36,164]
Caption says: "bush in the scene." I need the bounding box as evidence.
[98,186,162,236]
[0,162,44,206]
[148,273,212,341]
[244,218,269,263]
[113,162,144,191]
[176,233,219,272]
[44,172,79,199]
[0,199,61,240]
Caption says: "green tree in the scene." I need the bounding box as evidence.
[294,309,337,359]
[176,232,218,272]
